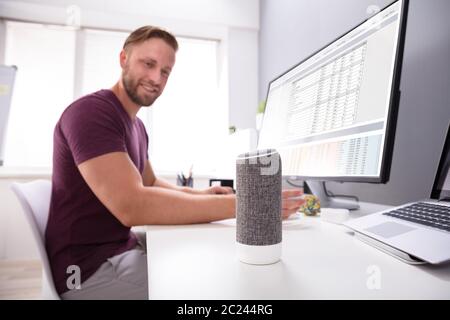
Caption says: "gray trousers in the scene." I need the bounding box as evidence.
[61,232,148,300]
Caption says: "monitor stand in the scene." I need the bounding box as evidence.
[306,181,360,210]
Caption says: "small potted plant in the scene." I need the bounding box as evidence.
[256,100,266,130]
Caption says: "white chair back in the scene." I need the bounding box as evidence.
[11,180,60,300]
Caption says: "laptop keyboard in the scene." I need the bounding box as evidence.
[383,202,450,232]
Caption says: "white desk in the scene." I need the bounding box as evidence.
[145,202,450,299]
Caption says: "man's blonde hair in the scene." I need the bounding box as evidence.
[123,26,178,52]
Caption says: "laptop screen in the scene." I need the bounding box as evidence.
[431,124,450,200]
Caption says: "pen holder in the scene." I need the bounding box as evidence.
[236,149,282,265]
[177,173,193,187]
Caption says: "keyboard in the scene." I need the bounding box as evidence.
[383,202,450,232]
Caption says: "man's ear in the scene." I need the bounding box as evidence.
[119,49,127,69]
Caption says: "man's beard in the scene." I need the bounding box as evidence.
[122,69,159,107]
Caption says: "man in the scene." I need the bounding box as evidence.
[46,26,304,300]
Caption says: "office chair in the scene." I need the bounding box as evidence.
[11,180,60,300]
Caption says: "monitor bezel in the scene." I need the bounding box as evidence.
[260,0,409,183]
[431,123,450,200]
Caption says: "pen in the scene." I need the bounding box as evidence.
[188,164,193,179]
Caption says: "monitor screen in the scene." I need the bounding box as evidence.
[258,0,408,183]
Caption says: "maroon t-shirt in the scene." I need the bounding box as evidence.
[46,89,148,294]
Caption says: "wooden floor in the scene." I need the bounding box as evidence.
[0,260,42,300]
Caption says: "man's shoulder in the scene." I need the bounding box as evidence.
[61,90,118,120]
[70,89,115,111]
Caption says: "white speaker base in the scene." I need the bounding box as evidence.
[236,242,282,265]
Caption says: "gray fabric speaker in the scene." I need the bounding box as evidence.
[236,148,282,264]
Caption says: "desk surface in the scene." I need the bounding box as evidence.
[145,202,450,299]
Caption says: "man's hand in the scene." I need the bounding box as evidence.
[204,186,305,219]
[282,189,305,219]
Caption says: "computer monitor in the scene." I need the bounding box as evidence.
[258,0,409,209]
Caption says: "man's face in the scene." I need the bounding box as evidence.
[121,38,176,107]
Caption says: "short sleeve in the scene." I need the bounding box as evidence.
[60,97,126,165]
[137,118,149,160]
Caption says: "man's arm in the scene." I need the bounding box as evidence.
[78,152,235,227]
[142,159,232,195]
[141,159,192,192]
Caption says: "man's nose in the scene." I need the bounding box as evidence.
[146,68,163,85]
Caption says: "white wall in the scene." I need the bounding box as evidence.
[228,27,259,130]
[0,0,259,259]
[0,0,259,31]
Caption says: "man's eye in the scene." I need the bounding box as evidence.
[144,61,155,68]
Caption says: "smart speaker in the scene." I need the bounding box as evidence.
[236,148,282,264]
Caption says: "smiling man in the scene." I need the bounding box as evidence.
[46,26,304,300]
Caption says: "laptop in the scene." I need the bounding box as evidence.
[344,124,450,265]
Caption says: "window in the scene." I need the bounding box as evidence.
[2,21,226,173]
[147,37,227,173]
[4,22,75,167]
[80,29,127,97]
